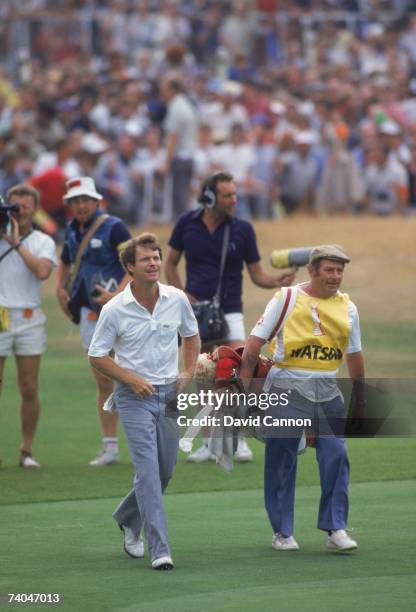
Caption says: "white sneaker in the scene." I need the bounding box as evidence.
[89,446,119,466]
[186,445,215,463]
[152,556,174,570]
[120,525,145,558]
[272,533,300,551]
[327,529,358,551]
[19,453,40,468]
[234,439,253,462]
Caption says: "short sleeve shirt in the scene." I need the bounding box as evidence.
[88,282,199,384]
[0,230,57,308]
[168,209,261,313]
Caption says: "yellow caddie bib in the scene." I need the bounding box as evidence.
[269,290,350,372]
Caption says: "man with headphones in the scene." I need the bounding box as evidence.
[165,171,296,462]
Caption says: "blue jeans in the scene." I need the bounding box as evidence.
[264,389,350,536]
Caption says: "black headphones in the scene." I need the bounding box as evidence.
[198,174,218,208]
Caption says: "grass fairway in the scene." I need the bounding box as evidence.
[1,482,415,612]
[0,217,415,610]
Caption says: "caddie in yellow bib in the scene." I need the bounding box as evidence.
[241,244,366,552]
[271,290,350,372]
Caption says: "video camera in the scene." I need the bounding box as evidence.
[0,195,19,236]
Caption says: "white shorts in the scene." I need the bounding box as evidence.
[0,307,46,356]
[224,312,246,342]
[80,307,99,351]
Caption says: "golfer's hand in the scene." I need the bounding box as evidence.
[126,373,155,397]
[56,287,72,319]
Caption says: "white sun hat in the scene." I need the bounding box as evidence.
[63,176,103,202]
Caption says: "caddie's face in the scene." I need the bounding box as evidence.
[68,195,99,224]
[215,180,237,215]
[128,245,161,285]
[310,259,345,297]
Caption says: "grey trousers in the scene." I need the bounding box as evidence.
[112,383,179,562]
[171,158,193,218]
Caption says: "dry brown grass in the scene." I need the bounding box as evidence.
[146,215,416,326]
[44,215,416,327]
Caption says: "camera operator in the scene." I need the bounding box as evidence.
[0,184,57,468]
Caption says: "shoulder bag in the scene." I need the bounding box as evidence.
[66,214,109,324]
[191,224,230,344]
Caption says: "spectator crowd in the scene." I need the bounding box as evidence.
[1,0,416,235]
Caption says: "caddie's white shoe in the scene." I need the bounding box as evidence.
[186,445,215,463]
[119,525,144,558]
[89,446,119,466]
[327,529,358,551]
[152,556,174,570]
[19,452,40,468]
[272,533,300,551]
[234,439,253,462]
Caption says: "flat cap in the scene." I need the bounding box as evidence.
[309,244,350,264]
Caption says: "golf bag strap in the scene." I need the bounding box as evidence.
[267,285,298,341]
[68,214,109,292]
[213,223,230,304]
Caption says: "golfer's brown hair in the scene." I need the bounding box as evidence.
[120,233,163,274]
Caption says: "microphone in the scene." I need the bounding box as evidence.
[270,247,314,268]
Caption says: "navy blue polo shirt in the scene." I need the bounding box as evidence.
[168,209,261,313]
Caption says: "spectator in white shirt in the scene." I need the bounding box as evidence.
[0,184,57,468]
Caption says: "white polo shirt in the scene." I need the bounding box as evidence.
[0,230,57,309]
[88,282,198,384]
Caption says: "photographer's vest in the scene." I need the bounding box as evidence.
[66,212,125,313]
[270,290,350,372]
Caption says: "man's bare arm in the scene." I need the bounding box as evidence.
[240,335,266,391]
[180,334,201,378]
[346,350,366,423]
[346,350,365,381]
[247,261,296,289]
[56,260,72,319]
[165,246,184,290]
[6,218,53,280]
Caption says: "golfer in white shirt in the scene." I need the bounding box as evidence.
[88,232,200,570]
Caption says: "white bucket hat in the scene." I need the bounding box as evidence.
[63,176,103,202]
